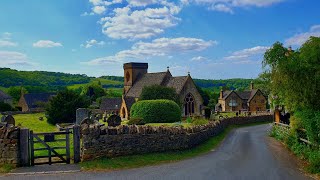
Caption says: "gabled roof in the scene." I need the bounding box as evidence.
[221,89,265,102]
[100,98,122,111]
[126,71,171,98]
[0,90,11,101]
[165,76,188,94]
[23,93,55,108]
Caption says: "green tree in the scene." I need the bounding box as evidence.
[46,89,90,125]
[82,83,106,101]
[7,86,28,102]
[140,85,181,106]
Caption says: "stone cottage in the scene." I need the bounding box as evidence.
[0,90,13,106]
[18,93,55,112]
[120,62,204,119]
[215,82,267,112]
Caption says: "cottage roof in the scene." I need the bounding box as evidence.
[0,90,11,101]
[221,89,264,102]
[23,93,55,108]
[100,98,122,111]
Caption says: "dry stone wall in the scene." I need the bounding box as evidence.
[0,126,20,167]
[81,115,273,161]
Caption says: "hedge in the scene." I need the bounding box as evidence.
[130,100,181,123]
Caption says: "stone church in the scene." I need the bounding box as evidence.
[119,62,204,119]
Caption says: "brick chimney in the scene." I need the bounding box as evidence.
[220,89,223,99]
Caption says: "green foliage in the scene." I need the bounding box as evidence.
[82,82,106,101]
[140,85,181,106]
[294,110,320,145]
[7,86,27,102]
[196,85,210,106]
[127,118,146,125]
[0,102,14,112]
[46,89,90,125]
[130,100,181,123]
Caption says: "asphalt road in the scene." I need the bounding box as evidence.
[2,124,313,180]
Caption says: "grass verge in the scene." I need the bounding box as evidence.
[80,121,270,171]
[0,165,14,174]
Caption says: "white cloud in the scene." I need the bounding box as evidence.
[81,39,105,48]
[285,24,320,46]
[0,51,34,66]
[92,5,106,14]
[191,56,208,62]
[187,0,284,13]
[224,46,269,60]
[127,0,159,7]
[81,12,95,16]
[0,32,18,47]
[33,40,63,48]
[101,5,181,40]
[84,37,215,65]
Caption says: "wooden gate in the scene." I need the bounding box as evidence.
[30,129,71,166]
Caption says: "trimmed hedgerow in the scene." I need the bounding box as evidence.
[130,100,181,123]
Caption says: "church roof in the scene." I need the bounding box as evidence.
[124,96,136,111]
[126,71,170,98]
[0,90,11,101]
[125,71,190,98]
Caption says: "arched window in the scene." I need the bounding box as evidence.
[126,71,130,83]
[184,93,195,116]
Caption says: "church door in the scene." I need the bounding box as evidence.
[184,93,195,116]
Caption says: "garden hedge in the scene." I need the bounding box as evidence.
[130,99,181,123]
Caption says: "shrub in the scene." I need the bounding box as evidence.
[127,118,146,125]
[130,100,181,123]
[0,102,14,112]
[46,89,90,125]
[140,85,181,106]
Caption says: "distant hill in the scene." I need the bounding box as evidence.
[0,68,253,94]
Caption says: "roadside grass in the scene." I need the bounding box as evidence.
[80,121,270,171]
[0,164,14,173]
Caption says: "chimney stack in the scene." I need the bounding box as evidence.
[250,81,254,90]
[220,89,223,99]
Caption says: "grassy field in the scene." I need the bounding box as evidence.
[14,113,73,158]
[80,121,270,171]
[67,78,122,90]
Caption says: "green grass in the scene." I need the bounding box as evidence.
[67,78,122,90]
[80,121,270,171]
[14,113,73,157]
[0,164,14,173]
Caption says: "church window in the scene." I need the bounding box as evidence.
[184,93,195,116]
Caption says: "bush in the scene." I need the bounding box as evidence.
[0,102,14,112]
[127,118,146,125]
[46,89,90,125]
[130,100,181,123]
[140,85,181,106]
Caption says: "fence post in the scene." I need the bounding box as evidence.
[19,128,30,166]
[73,125,81,163]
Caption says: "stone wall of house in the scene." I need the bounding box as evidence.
[81,115,273,161]
[249,91,267,112]
[0,126,20,167]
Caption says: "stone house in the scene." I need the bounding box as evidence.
[100,97,122,115]
[0,90,13,106]
[120,62,204,119]
[216,82,267,112]
[18,93,55,112]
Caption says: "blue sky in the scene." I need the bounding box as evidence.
[0,0,319,79]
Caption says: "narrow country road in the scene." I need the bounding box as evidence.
[2,124,313,180]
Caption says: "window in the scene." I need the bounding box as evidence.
[184,93,195,116]
[228,99,238,107]
[126,71,130,83]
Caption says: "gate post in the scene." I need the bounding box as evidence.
[20,128,30,166]
[73,125,81,163]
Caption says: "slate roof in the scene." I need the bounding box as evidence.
[100,98,122,111]
[221,89,263,102]
[126,71,190,98]
[23,93,55,108]
[0,90,11,101]
[166,76,189,94]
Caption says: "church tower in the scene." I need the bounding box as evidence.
[123,62,148,94]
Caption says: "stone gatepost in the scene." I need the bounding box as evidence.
[76,108,90,125]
